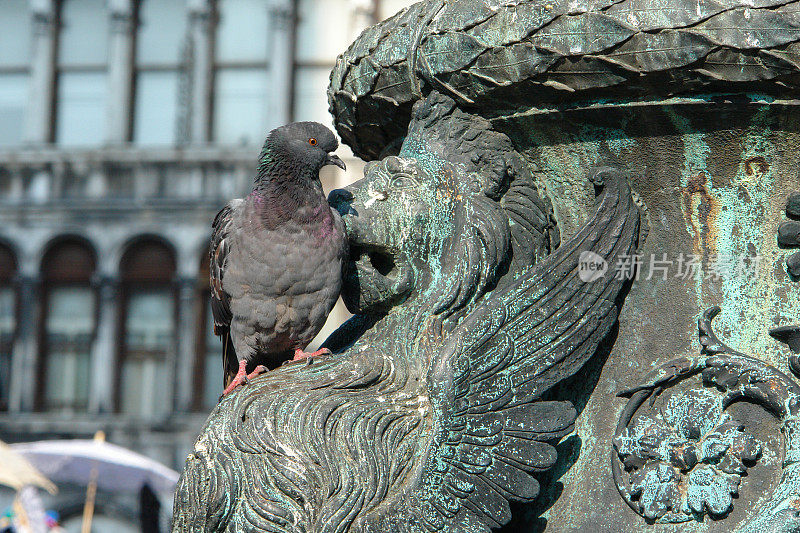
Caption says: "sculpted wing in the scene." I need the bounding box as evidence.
[210,200,242,385]
[413,169,642,532]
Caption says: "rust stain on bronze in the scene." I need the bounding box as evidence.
[682,172,720,259]
[744,156,769,177]
[436,167,462,202]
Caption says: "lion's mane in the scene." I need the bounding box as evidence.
[398,93,558,323]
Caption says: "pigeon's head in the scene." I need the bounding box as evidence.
[259,122,346,178]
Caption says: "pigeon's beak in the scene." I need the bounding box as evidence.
[325,154,347,171]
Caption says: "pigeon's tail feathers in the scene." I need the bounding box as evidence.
[211,296,232,335]
[210,205,234,329]
[209,200,241,389]
[221,330,239,389]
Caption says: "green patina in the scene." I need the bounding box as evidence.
[714,106,786,361]
[489,95,800,531]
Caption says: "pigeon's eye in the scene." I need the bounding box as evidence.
[308,138,318,146]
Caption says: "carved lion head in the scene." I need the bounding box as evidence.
[328,92,558,327]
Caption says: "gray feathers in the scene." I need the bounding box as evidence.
[210,123,347,384]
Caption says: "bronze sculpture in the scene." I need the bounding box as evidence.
[172,92,641,532]
[173,0,800,530]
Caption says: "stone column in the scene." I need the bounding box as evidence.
[8,275,39,412]
[22,0,56,144]
[105,0,135,144]
[188,0,214,144]
[266,0,295,127]
[174,277,197,412]
[88,275,119,413]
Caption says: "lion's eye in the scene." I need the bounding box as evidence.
[389,174,418,190]
[308,138,317,146]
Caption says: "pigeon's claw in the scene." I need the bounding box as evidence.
[248,365,268,380]
[293,347,331,361]
[221,361,268,397]
[221,360,248,397]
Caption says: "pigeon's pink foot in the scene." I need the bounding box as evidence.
[293,347,331,361]
[221,360,267,397]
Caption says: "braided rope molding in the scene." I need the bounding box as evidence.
[328,0,800,160]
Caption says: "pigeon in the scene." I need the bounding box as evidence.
[210,122,348,396]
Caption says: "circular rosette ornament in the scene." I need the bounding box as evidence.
[612,307,800,531]
[614,388,761,522]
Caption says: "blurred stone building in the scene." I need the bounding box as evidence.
[0,0,413,528]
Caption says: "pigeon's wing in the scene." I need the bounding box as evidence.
[414,169,642,532]
[210,199,242,383]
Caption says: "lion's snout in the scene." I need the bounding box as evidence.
[328,188,355,216]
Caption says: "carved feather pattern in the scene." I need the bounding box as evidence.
[411,168,642,532]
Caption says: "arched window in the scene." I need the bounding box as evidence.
[118,239,176,418]
[194,249,223,410]
[0,243,17,411]
[39,238,96,412]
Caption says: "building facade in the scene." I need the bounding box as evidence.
[0,0,415,526]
